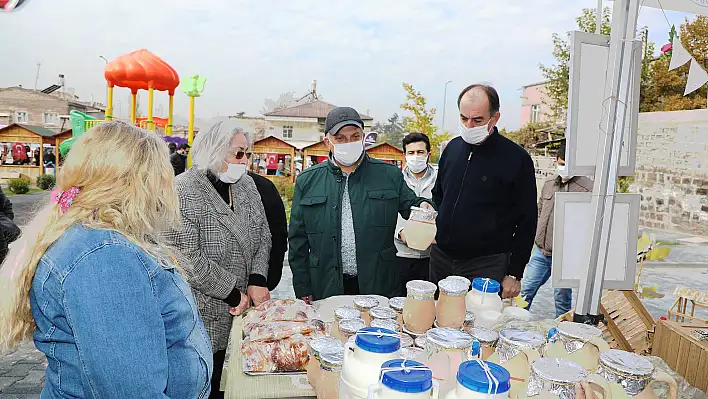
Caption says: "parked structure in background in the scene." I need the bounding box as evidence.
[520,81,554,126]
[0,86,105,133]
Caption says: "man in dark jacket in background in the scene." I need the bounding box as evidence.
[431,84,537,299]
[170,144,190,176]
[248,172,288,290]
[0,186,21,264]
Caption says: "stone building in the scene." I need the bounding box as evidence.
[0,86,105,132]
[631,110,708,235]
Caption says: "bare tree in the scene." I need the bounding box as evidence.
[261,91,299,114]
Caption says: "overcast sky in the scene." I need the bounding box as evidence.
[0,0,691,131]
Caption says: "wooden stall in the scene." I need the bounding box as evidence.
[301,140,329,170]
[0,124,70,184]
[250,135,297,183]
[366,142,405,169]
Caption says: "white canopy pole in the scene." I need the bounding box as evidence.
[597,0,603,34]
[574,0,641,321]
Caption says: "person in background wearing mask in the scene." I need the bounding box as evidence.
[431,84,537,299]
[395,132,438,293]
[521,144,592,317]
[165,122,271,399]
[289,107,435,302]
[171,143,190,176]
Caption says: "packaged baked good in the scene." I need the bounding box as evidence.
[245,300,317,324]
[245,320,326,341]
[242,334,311,373]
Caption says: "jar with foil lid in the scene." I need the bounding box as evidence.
[487,328,545,393]
[371,306,398,322]
[436,277,470,329]
[354,296,380,326]
[462,312,475,333]
[545,322,610,371]
[372,318,401,333]
[423,328,475,395]
[467,327,498,360]
[339,318,366,344]
[389,297,406,326]
[405,206,438,251]
[316,347,345,399]
[333,306,362,342]
[519,358,611,399]
[404,280,437,334]
[597,350,678,399]
[307,336,342,390]
[415,336,427,349]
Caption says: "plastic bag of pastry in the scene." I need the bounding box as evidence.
[242,340,277,373]
[246,320,326,341]
[253,299,300,311]
[272,334,310,372]
[245,301,316,324]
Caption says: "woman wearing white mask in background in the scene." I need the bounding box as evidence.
[165,121,271,399]
[394,132,438,293]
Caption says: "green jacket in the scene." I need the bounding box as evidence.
[288,155,429,300]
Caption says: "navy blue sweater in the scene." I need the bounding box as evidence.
[432,130,537,278]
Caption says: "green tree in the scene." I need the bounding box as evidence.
[642,16,708,112]
[374,113,405,148]
[400,83,452,161]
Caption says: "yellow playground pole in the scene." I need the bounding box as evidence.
[167,95,174,136]
[187,96,195,168]
[147,87,155,132]
[106,86,114,120]
[130,92,137,124]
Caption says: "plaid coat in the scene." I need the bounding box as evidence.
[165,168,271,352]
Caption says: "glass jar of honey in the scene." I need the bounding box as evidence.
[353,296,380,326]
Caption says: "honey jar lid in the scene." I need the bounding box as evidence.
[339,318,366,334]
[457,361,511,394]
[426,328,473,350]
[309,336,342,359]
[556,321,603,340]
[438,277,470,296]
[406,280,437,296]
[371,318,399,333]
[468,326,499,344]
[319,347,345,371]
[334,305,361,320]
[380,359,433,394]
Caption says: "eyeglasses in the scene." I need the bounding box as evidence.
[232,151,252,160]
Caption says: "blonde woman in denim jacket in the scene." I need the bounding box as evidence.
[0,122,212,398]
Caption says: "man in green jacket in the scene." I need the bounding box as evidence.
[289,107,434,302]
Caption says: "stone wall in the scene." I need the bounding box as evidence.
[631,110,708,235]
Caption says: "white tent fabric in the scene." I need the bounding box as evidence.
[669,37,693,70]
[608,0,708,15]
[684,58,708,94]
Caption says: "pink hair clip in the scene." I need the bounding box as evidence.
[51,186,81,215]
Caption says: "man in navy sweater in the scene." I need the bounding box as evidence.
[431,84,537,299]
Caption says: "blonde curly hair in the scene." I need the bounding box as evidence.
[0,121,180,352]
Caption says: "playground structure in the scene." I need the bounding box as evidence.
[59,50,205,158]
[104,49,180,134]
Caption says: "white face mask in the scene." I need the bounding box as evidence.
[405,155,428,174]
[458,120,492,145]
[219,162,247,183]
[557,164,571,180]
[332,140,364,166]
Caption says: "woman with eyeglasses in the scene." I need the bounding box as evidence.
[165,121,271,399]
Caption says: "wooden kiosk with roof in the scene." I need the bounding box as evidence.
[365,142,405,168]
[250,135,297,183]
[0,124,72,183]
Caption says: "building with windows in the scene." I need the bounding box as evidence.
[520,81,553,126]
[0,86,106,133]
[263,100,373,149]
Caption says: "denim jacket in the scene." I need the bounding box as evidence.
[31,225,213,398]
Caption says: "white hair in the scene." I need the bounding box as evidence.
[191,121,251,174]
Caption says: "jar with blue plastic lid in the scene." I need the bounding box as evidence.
[445,360,511,399]
[465,278,503,317]
[341,327,403,399]
[369,359,438,399]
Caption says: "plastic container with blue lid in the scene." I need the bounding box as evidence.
[471,278,500,294]
[456,361,511,394]
[380,359,433,394]
[355,327,401,354]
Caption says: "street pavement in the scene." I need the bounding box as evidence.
[0,192,706,397]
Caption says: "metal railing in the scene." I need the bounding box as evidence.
[84,119,105,130]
